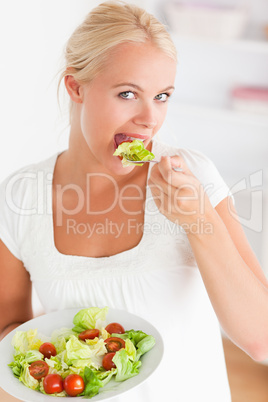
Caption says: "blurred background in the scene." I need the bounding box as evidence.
[0,0,267,313]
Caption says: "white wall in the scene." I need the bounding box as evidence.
[0,0,149,182]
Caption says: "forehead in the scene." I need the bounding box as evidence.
[95,41,177,90]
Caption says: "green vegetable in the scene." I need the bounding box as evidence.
[11,329,42,356]
[66,335,93,361]
[72,306,109,333]
[20,363,40,390]
[24,350,44,363]
[113,349,141,382]
[8,331,45,380]
[111,330,156,361]
[84,367,104,398]
[124,338,137,362]
[136,335,156,361]
[113,140,155,167]
[51,327,77,353]
[65,335,107,369]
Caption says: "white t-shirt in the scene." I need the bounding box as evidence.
[0,140,232,401]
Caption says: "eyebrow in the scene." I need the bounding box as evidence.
[112,82,175,92]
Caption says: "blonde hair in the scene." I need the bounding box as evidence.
[59,0,177,88]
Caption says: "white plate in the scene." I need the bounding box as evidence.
[0,308,164,401]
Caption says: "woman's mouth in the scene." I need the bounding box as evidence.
[114,134,146,149]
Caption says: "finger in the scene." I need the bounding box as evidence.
[158,155,192,182]
[169,155,194,177]
[156,156,192,191]
[170,155,192,175]
[149,166,177,198]
[149,180,174,217]
[157,156,173,185]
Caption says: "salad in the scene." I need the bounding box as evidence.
[8,307,155,398]
[113,139,155,167]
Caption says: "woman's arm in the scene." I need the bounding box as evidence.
[149,156,268,361]
[188,197,268,361]
[0,240,33,340]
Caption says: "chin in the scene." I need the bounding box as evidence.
[108,156,135,175]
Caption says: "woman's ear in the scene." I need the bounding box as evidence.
[64,75,83,103]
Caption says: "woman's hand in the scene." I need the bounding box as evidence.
[148,155,214,232]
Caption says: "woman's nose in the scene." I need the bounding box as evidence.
[133,103,157,129]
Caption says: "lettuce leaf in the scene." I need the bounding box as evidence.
[83,367,104,398]
[124,338,137,362]
[24,349,44,363]
[47,350,69,373]
[83,367,116,398]
[113,140,155,167]
[113,349,141,382]
[110,330,155,361]
[19,363,40,390]
[136,335,156,361]
[72,307,108,333]
[65,335,106,370]
[11,329,42,355]
[66,335,93,362]
[51,327,77,353]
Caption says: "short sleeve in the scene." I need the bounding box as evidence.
[178,148,232,208]
[152,140,232,209]
[0,153,58,262]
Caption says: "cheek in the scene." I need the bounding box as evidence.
[83,99,124,133]
[104,100,133,125]
[155,106,168,132]
[80,108,93,141]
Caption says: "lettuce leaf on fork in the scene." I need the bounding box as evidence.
[113,140,155,167]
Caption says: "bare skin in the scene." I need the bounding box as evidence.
[0,240,32,340]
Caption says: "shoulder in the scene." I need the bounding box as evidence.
[0,153,58,225]
[152,138,216,171]
[0,153,59,184]
[0,153,59,206]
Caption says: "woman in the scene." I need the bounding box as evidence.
[1,2,268,401]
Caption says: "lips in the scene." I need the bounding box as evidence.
[114,134,146,148]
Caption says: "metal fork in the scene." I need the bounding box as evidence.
[125,158,183,172]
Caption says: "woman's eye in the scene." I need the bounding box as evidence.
[155,93,169,102]
[119,91,135,100]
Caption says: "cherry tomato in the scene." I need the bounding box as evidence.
[43,374,64,394]
[105,337,125,352]
[63,374,85,397]
[102,352,116,371]
[39,342,57,359]
[29,360,49,379]
[78,329,100,341]
[105,323,125,334]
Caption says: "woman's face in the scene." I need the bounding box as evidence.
[77,41,177,174]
